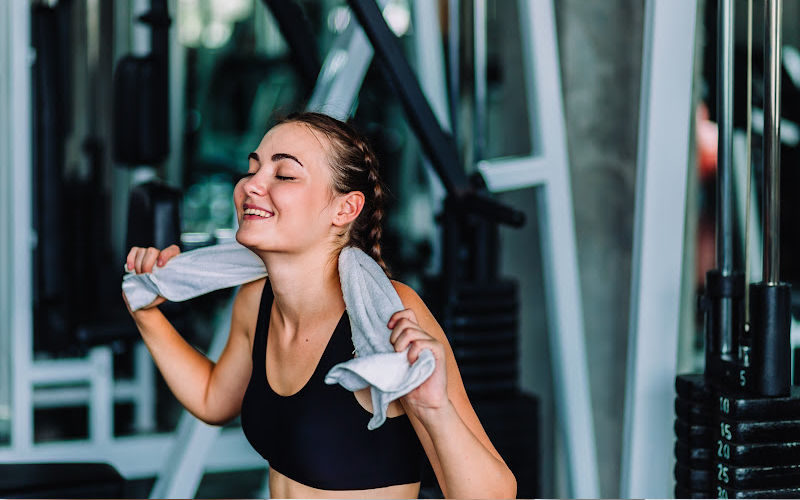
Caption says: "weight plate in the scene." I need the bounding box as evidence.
[459,363,518,378]
[715,484,800,499]
[451,281,517,298]
[675,397,714,425]
[676,374,713,403]
[675,485,713,498]
[464,380,516,396]
[675,462,713,490]
[713,439,800,467]
[718,416,800,443]
[716,386,800,421]
[676,439,713,467]
[675,418,714,447]
[448,330,517,345]
[449,298,518,315]
[453,344,517,362]
[713,463,800,490]
[447,314,517,331]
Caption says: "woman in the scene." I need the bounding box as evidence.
[123,112,516,499]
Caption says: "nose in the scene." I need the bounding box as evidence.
[242,172,266,198]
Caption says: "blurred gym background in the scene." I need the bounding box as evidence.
[1,0,799,498]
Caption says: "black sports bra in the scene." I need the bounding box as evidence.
[240,281,423,491]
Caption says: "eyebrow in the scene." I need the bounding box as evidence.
[248,151,304,167]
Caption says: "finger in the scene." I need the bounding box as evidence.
[126,247,140,272]
[141,247,160,274]
[393,326,431,353]
[407,338,440,364]
[134,248,147,273]
[158,244,181,266]
[387,308,418,329]
[389,318,422,344]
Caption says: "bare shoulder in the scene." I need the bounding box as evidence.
[390,280,429,313]
[391,280,419,304]
[390,280,446,342]
[231,277,268,343]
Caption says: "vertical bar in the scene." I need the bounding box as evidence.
[716,0,734,274]
[516,1,600,495]
[716,0,735,355]
[473,0,487,162]
[6,0,34,452]
[448,0,460,139]
[134,341,156,432]
[620,0,697,496]
[763,0,782,285]
[89,347,113,445]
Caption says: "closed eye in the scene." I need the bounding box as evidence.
[276,175,295,181]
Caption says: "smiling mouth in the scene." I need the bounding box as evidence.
[243,207,273,218]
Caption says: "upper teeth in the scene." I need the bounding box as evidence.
[244,208,271,217]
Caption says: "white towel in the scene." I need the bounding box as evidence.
[122,242,435,430]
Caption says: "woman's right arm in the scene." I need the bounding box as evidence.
[124,246,265,425]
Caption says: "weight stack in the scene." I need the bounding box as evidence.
[421,278,539,497]
[441,280,519,398]
[712,386,800,498]
[675,374,715,498]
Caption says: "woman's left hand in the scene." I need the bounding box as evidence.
[388,308,449,417]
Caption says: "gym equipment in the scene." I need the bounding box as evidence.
[345,1,541,495]
[113,0,170,165]
[0,463,125,499]
[620,2,698,496]
[674,1,799,498]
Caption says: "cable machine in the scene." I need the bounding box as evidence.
[674,0,800,497]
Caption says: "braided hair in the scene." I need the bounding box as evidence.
[276,112,390,275]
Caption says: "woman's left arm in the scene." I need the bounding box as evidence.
[390,282,517,499]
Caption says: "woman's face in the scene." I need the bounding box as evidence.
[234,122,339,254]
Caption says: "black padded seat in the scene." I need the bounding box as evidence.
[0,463,125,499]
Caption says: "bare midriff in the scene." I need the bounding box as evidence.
[267,467,421,499]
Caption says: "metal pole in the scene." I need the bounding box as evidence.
[716,0,734,274]
[717,0,735,354]
[473,0,487,162]
[763,0,782,285]
[448,0,460,140]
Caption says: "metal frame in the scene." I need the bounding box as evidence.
[2,0,157,456]
[619,0,697,497]
[4,0,35,453]
[305,4,377,120]
[260,0,321,88]
[411,0,449,274]
[762,0,782,286]
[471,1,600,496]
[0,2,252,494]
[0,0,12,443]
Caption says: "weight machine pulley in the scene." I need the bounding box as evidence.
[674,0,800,498]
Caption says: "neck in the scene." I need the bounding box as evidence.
[259,246,344,331]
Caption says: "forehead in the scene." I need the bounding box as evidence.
[255,122,330,166]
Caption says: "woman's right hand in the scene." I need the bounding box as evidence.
[123,244,181,311]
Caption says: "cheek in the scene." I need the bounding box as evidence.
[274,184,329,217]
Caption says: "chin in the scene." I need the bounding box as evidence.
[235,228,284,253]
[235,227,263,249]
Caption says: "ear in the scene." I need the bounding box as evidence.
[332,191,365,227]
